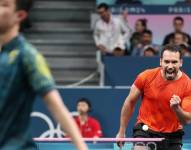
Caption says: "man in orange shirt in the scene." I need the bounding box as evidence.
[116,44,191,150]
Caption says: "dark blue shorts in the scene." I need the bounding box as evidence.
[132,123,184,150]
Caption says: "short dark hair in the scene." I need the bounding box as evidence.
[174,16,184,24]
[97,3,109,10]
[143,29,152,36]
[15,0,33,12]
[77,98,92,112]
[137,18,148,29]
[160,44,183,59]
[144,46,156,54]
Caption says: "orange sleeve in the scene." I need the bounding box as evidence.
[181,96,191,112]
[182,80,191,112]
[133,71,148,91]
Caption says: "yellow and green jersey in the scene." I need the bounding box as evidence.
[0,35,55,150]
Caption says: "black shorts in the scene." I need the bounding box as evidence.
[132,123,184,150]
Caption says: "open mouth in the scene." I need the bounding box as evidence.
[165,69,177,80]
[166,71,175,75]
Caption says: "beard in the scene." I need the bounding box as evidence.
[164,67,178,80]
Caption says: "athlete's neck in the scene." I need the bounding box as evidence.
[161,69,182,81]
[79,114,88,125]
[0,26,19,50]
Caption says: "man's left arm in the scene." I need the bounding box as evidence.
[170,95,191,125]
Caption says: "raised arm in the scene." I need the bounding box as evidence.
[117,85,141,138]
[120,18,132,45]
[43,90,88,150]
[170,95,191,125]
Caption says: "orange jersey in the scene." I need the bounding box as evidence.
[134,67,191,133]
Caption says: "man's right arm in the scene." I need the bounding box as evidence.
[93,22,108,54]
[117,84,141,137]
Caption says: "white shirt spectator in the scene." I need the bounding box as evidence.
[94,15,130,53]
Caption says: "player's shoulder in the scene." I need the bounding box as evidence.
[22,42,39,56]
[138,67,160,78]
[95,18,103,26]
[165,32,174,38]
[16,35,38,54]
[88,116,100,123]
[182,72,191,83]
[20,39,44,61]
[180,72,191,93]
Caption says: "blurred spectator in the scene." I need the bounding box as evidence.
[143,46,157,56]
[74,98,102,138]
[93,3,131,56]
[172,32,191,57]
[132,29,160,56]
[119,10,133,53]
[179,43,191,57]
[176,0,191,5]
[163,16,191,46]
[130,18,148,53]
[173,32,188,46]
[113,47,126,56]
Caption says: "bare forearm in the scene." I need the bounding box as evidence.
[119,99,136,134]
[170,95,191,125]
[118,85,140,136]
[174,106,191,125]
[44,90,88,150]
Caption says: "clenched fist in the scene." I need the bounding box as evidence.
[170,95,181,111]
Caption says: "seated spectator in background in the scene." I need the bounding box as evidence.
[74,98,102,138]
[113,47,126,56]
[176,0,191,5]
[163,16,191,46]
[130,18,148,54]
[180,43,191,57]
[94,3,131,56]
[132,29,160,56]
[173,32,188,46]
[143,46,157,56]
[172,32,191,57]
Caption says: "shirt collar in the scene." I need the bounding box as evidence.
[2,34,24,52]
[101,15,113,25]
